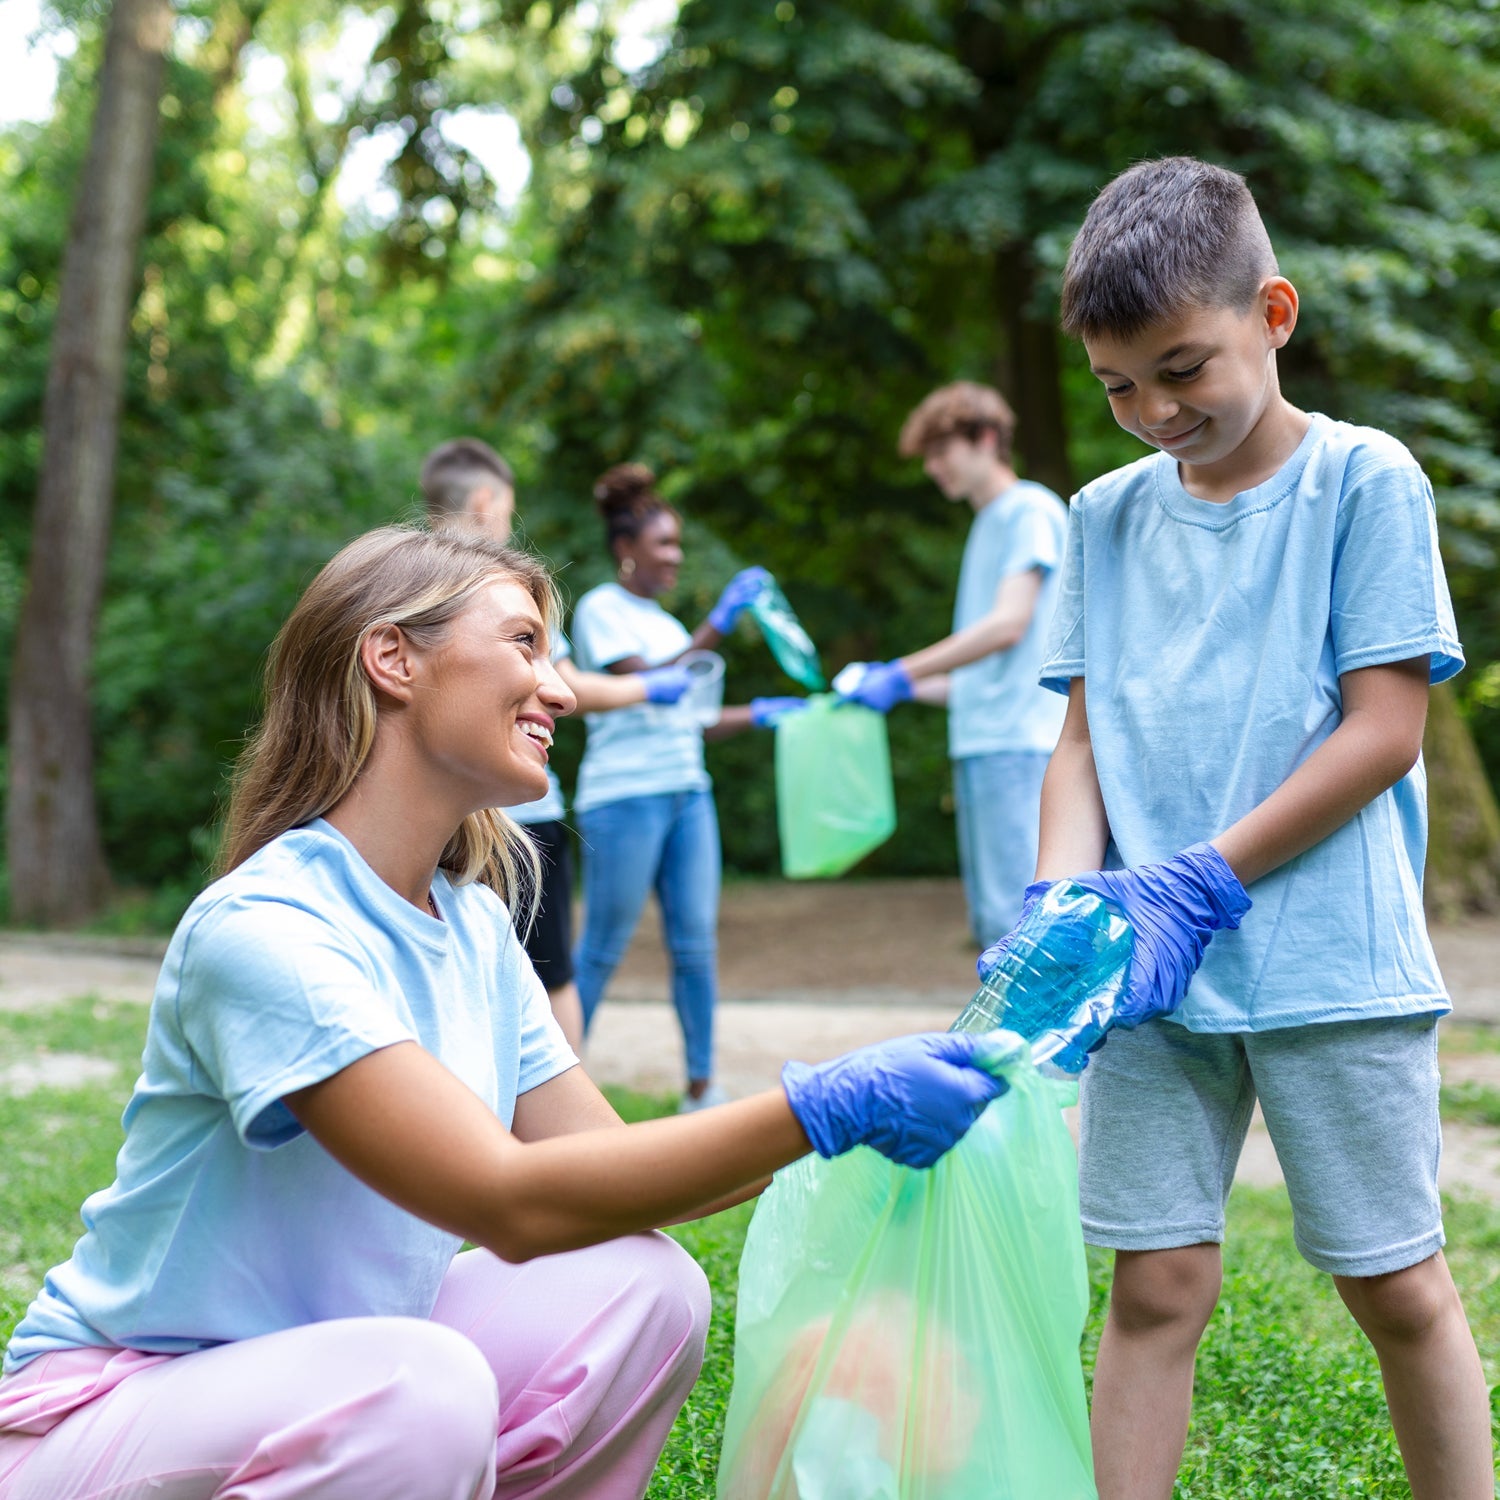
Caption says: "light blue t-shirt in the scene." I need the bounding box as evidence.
[3,821,576,1374]
[1039,415,1464,1032]
[949,480,1070,759]
[569,582,709,814]
[511,634,573,827]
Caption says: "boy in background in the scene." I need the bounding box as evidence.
[839,383,1068,947]
[990,157,1490,1496]
[419,438,689,1050]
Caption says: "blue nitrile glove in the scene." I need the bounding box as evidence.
[976,881,1049,980]
[987,844,1249,1029]
[641,664,692,704]
[781,1031,1010,1169]
[750,696,809,728]
[836,659,913,714]
[708,566,772,633]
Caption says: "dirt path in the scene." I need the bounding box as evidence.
[4,879,1500,1198]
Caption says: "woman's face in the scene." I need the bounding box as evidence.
[409,577,575,810]
[617,510,683,597]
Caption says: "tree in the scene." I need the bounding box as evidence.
[7,0,173,924]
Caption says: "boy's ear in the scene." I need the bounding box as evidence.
[1263,276,1299,347]
[360,622,421,704]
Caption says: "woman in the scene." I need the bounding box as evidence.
[570,464,792,1111]
[0,525,1004,1500]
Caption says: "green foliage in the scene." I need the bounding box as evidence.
[6,0,1500,901]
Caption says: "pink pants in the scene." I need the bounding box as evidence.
[0,1232,709,1500]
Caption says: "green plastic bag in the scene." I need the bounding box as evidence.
[775,696,896,878]
[749,575,826,690]
[716,1051,1096,1500]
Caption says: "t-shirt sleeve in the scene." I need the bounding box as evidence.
[997,492,1066,580]
[173,898,416,1149]
[507,935,579,1096]
[551,629,573,666]
[1330,457,1464,684]
[1038,498,1085,694]
[572,588,655,670]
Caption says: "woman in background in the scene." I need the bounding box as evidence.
[570,464,793,1111]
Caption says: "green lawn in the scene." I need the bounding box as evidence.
[3,1000,1498,1498]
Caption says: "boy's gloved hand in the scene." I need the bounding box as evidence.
[984,844,1248,1028]
[750,696,809,728]
[781,1031,1009,1169]
[833,659,913,714]
[708,566,771,633]
[641,664,693,704]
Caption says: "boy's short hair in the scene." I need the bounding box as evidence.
[898,382,1015,463]
[1060,157,1278,341]
[418,438,515,520]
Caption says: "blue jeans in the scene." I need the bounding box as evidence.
[575,788,721,1082]
[953,750,1052,948]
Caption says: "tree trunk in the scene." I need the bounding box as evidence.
[1422,681,1500,920]
[7,0,172,926]
[993,242,1074,498]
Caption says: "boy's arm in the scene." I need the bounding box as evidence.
[900,569,1045,682]
[1034,678,1111,879]
[1212,656,1430,886]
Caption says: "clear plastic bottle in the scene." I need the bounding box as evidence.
[950,881,1135,1076]
[748,575,825,690]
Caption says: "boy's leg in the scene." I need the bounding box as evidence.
[1250,1017,1493,1498]
[952,750,1050,948]
[1091,1244,1223,1500]
[520,820,583,1052]
[1333,1254,1493,1500]
[430,1236,711,1500]
[573,795,672,1032]
[1078,1023,1257,1500]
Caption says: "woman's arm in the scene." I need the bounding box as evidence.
[1034,678,1111,880]
[287,1042,809,1263]
[557,657,648,711]
[1213,656,1429,886]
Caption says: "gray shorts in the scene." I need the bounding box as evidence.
[1078,1015,1444,1278]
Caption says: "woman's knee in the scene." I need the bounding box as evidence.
[1109,1245,1222,1336]
[354,1321,499,1481]
[1334,1253,1457,1345]
[596,1233,711,1382]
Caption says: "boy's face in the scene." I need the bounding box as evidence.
[922,431,996,502]
[1083,282,1297,483]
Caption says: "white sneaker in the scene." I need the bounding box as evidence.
[677,1082,730,1113]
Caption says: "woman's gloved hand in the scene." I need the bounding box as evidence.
[708,566,772,633]
[978,844,1250,1028]
[640,664,693,704]
[781,1031,1011,1169]
[750,696,809,728]
[833,660,913,714]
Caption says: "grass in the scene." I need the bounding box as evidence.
[3,1001,1499,1497]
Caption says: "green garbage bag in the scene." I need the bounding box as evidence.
[775,696,896,879]
[716,1046,1096,1500]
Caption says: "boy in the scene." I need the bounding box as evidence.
[839,383,1067,946]
[995,157,1492,1497]
[418,439,690,1051]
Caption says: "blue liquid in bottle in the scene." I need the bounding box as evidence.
[950,882,1135,1076]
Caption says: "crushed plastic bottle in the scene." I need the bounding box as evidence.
[749,575,825,690]
[950,881,1134,1077]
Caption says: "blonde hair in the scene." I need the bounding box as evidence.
[219,525,561,925]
